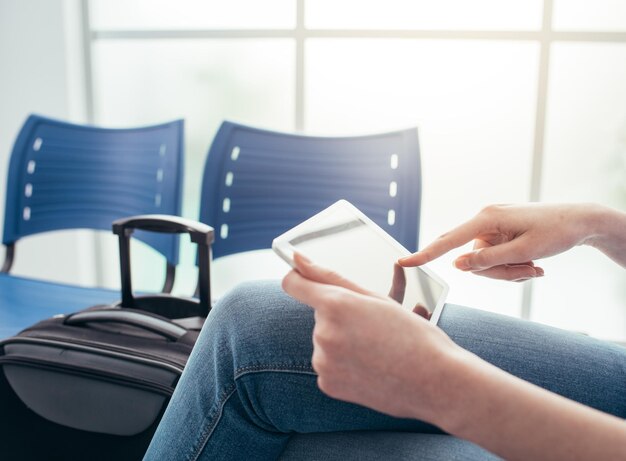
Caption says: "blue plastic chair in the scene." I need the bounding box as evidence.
[200,121,421,265]
[0,114,184,337]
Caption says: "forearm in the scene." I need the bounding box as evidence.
[434,350,626,460]
[584,204,626,268]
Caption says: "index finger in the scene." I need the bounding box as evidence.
[398,217,485,267]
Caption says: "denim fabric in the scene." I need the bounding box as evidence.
[280,432,496,460]
[144,280,626,461]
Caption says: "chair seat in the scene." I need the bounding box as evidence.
[0,273,121,338]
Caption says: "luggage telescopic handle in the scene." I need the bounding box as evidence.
[65,308,187,341]
[112,214,214,316]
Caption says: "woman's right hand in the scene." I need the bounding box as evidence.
[399,203,609,281]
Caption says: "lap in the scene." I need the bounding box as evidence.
[214,280,626,418]
[152,281,626,460]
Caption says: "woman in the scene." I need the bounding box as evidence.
[144,203,626,460]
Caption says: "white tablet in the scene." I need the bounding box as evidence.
[272,200,448,324]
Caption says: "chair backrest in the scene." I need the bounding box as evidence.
[200,121,421,260]
[2,114,184,265]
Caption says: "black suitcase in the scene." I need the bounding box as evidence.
[0,215,214,461]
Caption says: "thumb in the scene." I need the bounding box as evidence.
[455,238,532,271]
[293,252,373,296]
[293,252,343,284]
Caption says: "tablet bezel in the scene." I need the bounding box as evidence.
[272,200,449,324]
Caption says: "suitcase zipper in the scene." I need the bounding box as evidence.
[38,335,188,369]
[0,355,175,396]
[0,336,185,374]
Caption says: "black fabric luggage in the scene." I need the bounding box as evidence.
[0,215,214,461]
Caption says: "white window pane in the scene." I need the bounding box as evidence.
[306,39,539,316]
[533,43,626,340]
[553,0,626,31]
[306,0,543,30]
[91,39,295,292]
[89,0,296,30]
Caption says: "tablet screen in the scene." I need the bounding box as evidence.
[273,200,448,323]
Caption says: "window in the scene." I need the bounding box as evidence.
[86,0,626,340]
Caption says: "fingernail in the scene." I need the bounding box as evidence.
[454,256,471,271]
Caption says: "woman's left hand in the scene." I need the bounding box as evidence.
[281,253,464,423]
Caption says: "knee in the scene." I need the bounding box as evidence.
[201,280,315,369]
[210,280,310,332]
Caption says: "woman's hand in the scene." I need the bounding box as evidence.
[282,253,464,423]
[400,203,613,281]
[282,253,626,461]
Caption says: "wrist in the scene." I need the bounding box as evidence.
[423,345,527,440]
[417,346,488,432]
[580,204,604,247]
[583,204,626,250]
[568,203,606,247]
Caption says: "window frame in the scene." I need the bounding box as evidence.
[81,0,626,320]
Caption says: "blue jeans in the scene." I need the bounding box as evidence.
[144,281,626,460]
